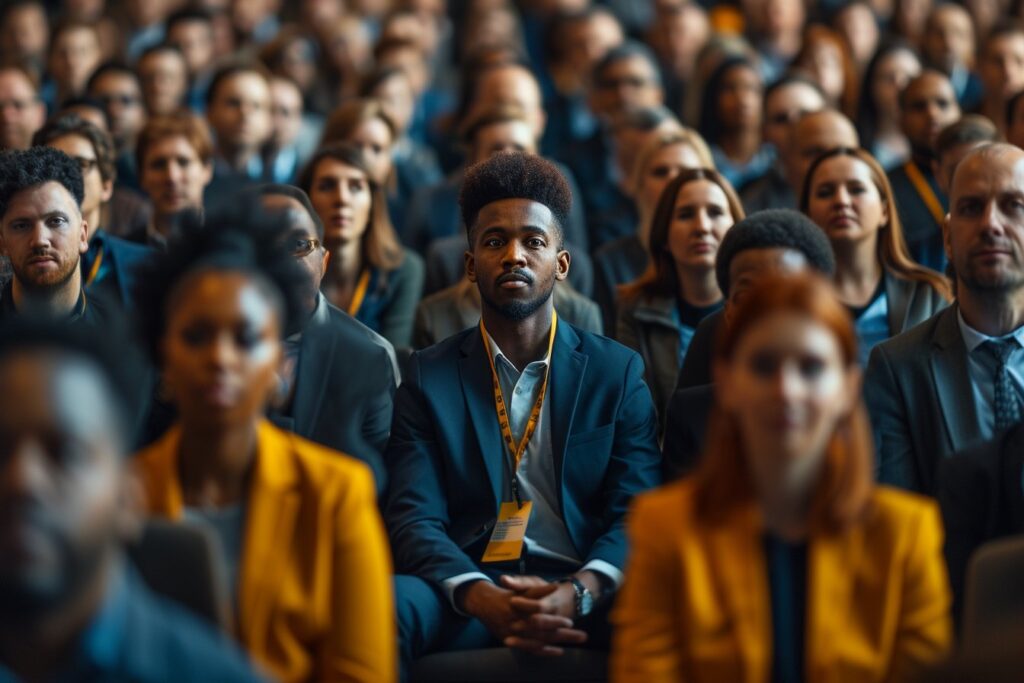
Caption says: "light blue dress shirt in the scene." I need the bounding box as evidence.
[957,310,1024,439]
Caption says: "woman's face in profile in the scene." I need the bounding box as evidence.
[716,310,857,473]
[161,270,283,429]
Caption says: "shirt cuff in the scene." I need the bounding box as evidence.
[581,560,624,590]
[442,572,493,616]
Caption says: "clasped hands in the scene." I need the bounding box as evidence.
[458,574,591,656]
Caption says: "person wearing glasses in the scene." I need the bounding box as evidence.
[86,63,147,189]
[300,142,424,349]
[32,114,154,313]
[246,183,399,494]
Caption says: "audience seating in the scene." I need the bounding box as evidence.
[961,534,1024,649]
[411,648,607,682]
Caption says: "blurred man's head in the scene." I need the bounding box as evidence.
[923,3,975,74]
[980,23,1024,105]
[167,8,216,78]
[0,66,45,151]
[649,2,709,82]
[460,103,538,166]
[86,64,145,153]
[0,321,137,623]
[137,112,213,218]
[205,64,272,161]
[0,1,49,71]
[934,114,1000,195]
[268,76,304,151]
[469,63,547,140]
[762,74,827,152]
[899,69,961,161]
[784,109,859,191]
[137,45,189,116]
[47,21,101,102]
[589,41,663,123]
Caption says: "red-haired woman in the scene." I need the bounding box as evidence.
[611,274,951,683]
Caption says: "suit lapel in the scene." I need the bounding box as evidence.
[458,331,504,505]
[292,300,336,435]
[805,526,864,681]
[884,272,910,337]
[706,508,770,683]
[237,421,300,653]
[930,306,981,453]
[549,323,586,492]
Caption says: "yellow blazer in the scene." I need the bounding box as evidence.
[610,480,951,683]
[134,420,397,683]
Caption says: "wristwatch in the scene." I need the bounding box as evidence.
[561,577,594,618]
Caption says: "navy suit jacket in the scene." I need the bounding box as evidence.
[86,230,155,312]
[383,321,662,585]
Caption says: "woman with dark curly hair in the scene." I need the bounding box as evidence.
[131,208,396,683]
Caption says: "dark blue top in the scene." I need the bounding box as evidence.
[765,534,808,683]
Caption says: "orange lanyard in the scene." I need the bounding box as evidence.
[903,161,946,225]
[347,269,370,317]
[479,310,558,505]
[85,249,103,287]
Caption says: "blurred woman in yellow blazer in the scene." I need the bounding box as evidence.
[132,211,396,682]
[611,273,951,683]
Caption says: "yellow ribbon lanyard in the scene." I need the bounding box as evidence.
[903,161,946,226]
[347,269,371,317]
[85,249,103,287]
[479,310,558,508]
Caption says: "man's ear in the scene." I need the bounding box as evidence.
[319,249,330,281]
[465,250,476,283]
[101,178,114,204]
[78,218,89,253]
[555,247,570,281]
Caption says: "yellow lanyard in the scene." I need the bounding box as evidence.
[479,310,558,505]
[347,269,370,317]
[903,161,946,226]
[85,249,103,287]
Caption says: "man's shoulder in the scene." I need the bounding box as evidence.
[568,323,641,368]
[120,572,265,682]
[871,306,952,363]
[104,232,155,262]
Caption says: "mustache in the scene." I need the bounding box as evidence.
[496,269,534,285]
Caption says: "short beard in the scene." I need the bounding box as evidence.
[481,281,555,322]
[12,256,78,296]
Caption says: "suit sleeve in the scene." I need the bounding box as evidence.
[610,495,685,683]
[864,344,918,491]
[584,352,663,571]
[379,252,425,350]
[322,465,397,682]
[361,344,397,494]
[886,501,953,683]
[383,354,482,583]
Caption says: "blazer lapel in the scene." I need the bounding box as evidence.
[706,508,771,683]
[805,526,864,681]
[237,421,300,653]
[292,299,336,434]
[549,323,586,492]
[458,331,504,505]
[930,306,981,453]
[884,272,910,337]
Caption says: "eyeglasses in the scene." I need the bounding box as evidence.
[71,157,98,174]
[290,237,321,257]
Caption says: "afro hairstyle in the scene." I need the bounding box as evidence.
[715,209,836,297]
[0,146,83,221]
[459,152,571,245]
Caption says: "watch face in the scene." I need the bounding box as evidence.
[579,589,594,616]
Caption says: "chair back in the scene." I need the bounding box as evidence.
[962,534,1024,649]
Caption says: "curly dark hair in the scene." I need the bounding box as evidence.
[32,112,117,184]
[715,209,836,297]
[459,152,571,244]
[0,146,83,221]
[133,204,309,364]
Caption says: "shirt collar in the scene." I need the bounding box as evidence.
[957,306,1024,352]
[483,327,552,375]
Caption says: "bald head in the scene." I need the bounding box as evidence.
[785,109,859,190]
[471,64,546,138]
[949,143,1024,203]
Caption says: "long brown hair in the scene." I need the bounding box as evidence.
[298,142,404,273]
[800,146,953,302]
[794,24,860,119]
[620,167,744,301]
[695,273,875,533]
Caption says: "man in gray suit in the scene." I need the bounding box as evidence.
[865,143,1024,494]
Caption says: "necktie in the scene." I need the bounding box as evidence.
[982,338,1022,433]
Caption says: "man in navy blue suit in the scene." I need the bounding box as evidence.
[384,152,662,671]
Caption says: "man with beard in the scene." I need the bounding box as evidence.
[384,152,661,675]
[0,146,115,325]
[866,143,1024,494]
[0,320,265,682]
[887,70,962,271]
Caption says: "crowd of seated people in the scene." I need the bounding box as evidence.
[0,0,1023,681]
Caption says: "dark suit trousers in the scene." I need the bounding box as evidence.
[395,555,613,680]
